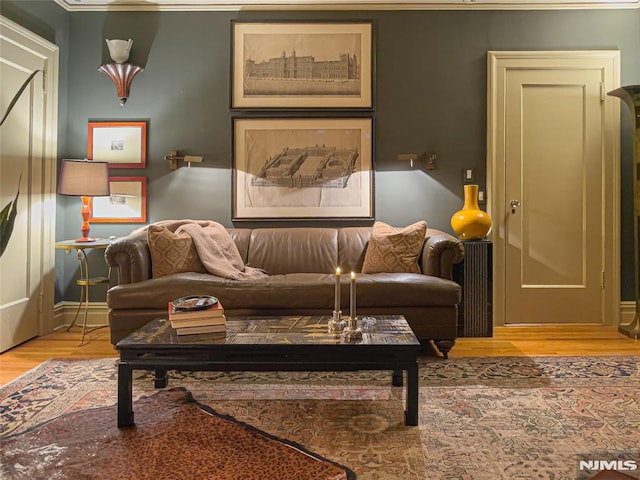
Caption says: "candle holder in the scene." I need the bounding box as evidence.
[343,315,362,342]
[328,310,346,334]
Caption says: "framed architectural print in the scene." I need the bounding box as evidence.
[231,21,373,109]
[233,116,374,220]
[89,176,147,223]
[88,121,147,168]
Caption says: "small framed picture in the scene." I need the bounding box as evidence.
[89,176,147,223]
[231,21,373,109]
[88,121,147,168]
[233,116,374,220]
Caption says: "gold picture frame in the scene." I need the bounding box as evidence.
[233,116,374,220]
[232,21,373,109]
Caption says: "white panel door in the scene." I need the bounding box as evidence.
[0,17,58,352]
[488,51,620,326]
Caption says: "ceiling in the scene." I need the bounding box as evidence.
[53,0,640,11]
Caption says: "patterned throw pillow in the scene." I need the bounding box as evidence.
[147,225,207,278]
[361,221,427,274]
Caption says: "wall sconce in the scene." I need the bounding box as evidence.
[99,39,144,106]
[397,152,437,170]
[165,151,204,170]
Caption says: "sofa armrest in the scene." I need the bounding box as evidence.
[421,228,464,280]
[105,229,151,285]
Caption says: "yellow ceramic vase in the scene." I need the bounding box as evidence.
[450,184,492,240]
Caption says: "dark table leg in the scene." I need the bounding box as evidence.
[392,369,403,387]
[405,362,419,426]
[154,369,167,388]
[117,362,134,428]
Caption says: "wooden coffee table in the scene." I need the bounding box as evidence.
[116,315,421,427]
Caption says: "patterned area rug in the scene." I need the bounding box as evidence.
[1,356,639,479]
[1,388,351,480]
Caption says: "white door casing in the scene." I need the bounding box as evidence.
[487,51,620,326]
[0,16,58,352]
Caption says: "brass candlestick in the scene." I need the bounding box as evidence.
[328,310,346,334]
[343,315,362,341]
[343,271,362,341]
[329,267,346,334]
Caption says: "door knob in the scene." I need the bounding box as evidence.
[510,200,521,214]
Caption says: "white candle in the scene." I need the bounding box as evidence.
[350,271,356,319]
[334,267,341,312]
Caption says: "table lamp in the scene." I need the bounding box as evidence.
[57,159,110,242]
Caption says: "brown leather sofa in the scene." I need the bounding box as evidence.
[105,224,464,357]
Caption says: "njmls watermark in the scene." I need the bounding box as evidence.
[580,460,638,471]
[577,452,640,480]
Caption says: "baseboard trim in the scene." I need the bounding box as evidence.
[53,301,109,330]
[620,301,636,325]
[52,301,634,331]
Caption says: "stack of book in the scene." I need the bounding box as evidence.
[168,301,226,335]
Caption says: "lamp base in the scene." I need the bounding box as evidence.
[74,237,97,243]
[77,196,96,243]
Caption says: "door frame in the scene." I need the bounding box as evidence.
[487,50,620,327]
[1,15,59,336]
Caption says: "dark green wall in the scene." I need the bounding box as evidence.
[2,2,639,302]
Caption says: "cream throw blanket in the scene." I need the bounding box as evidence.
[176,221,266,280]
[139,220,267,281]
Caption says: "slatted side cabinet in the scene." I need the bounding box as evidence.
[453,239,493,337]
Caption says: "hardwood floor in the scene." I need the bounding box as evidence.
[0,327,117,386]
[0,324,638,387]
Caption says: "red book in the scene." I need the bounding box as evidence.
[175,323,227,336]
[170,315,226,328]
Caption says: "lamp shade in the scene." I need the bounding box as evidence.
[58,159,110,197]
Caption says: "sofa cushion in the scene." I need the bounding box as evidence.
[106,271,460,311]
[148,225,207,278]
[362,221,427,274]
[338,227,371,273]
[247,228,338,274]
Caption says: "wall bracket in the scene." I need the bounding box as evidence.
[165,151,204,169]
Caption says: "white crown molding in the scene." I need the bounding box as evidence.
[52,0,640,11]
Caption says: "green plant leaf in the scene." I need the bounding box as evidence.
[0,174,22,257]
[0,70,40,127]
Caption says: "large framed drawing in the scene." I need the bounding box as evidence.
[88,121,147,168]
[233,116,373,220]
[89,176,147,223]
[232,21,373,109]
